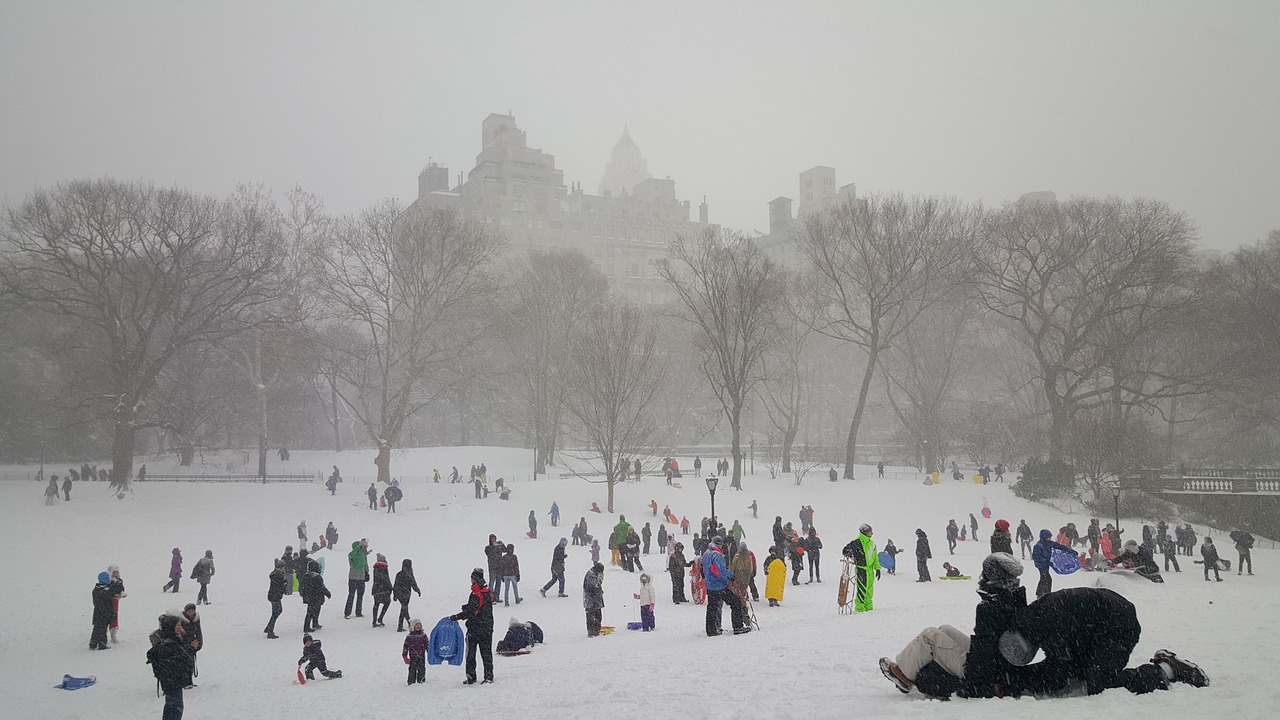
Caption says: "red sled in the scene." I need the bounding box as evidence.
[664,511,678,525]
[526,531,536,539]
[297,666,307,685]
[691,577,707,605]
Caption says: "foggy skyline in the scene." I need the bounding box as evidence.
[2,1,1276,252]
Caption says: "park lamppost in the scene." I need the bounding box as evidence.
[705,474,719,526]
[1109,481,1122,534]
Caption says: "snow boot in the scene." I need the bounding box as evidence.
[880,657,913,694]
[1152,650,1209,688]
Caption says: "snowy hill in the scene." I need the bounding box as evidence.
[3,447,1272,720]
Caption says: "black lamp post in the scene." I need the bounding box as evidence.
[705,475,719,526]
[1110,481,1122,534]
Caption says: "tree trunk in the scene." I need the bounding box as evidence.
[1165,391,1179,462]
[606,468,616,514]
[729,409,743,490]
[111,416,136,485]
[781,426,797,473]
[329,375,343,453]
[844,348,879,478]
[375,442,391,485]
[178,443,194,466]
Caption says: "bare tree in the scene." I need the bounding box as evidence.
[499,249,609,474]
[757,276,821,473]
[0,180,293,483]
[971,196,1196,463]
[660,228,783,490]
[801,194,979,478]
[316,201,502,484]
[562,301,666,513]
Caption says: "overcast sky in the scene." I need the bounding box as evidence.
[2,1,1275,252]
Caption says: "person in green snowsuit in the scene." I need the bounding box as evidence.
[610,516,632,567]
[842,524,881,612]
[731,520,745,542]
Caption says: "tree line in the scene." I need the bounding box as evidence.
[2,179,1277,508]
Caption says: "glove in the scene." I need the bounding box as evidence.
[403,656,411,665]
[633,593,640,599]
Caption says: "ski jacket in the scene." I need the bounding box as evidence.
[729,549,754,587]
[267,568,286,602]
[302,571,330,605]
[348,542,370,581]
[990,530,1013,555]
[191,557,214,584]
[299,640,327,667]
[959,585,1028,697]
[402,629,429,659]
[393,561,420,603]
[701,547,733,591]
[452,583,495,636]
[916,532,932,560]
[371,561,392,600]
[499,552,520,579]
[148,634,196,691]
[1201,540,1221,565]
[551,542,567,573]
[92,581,116,625]
[668,551,688,577]
[845,533,881,572]
[583,567,605,610]
[168,549,183,581]
[638,581,656,606]
[485,542,505,574]
[1016,523,1033,543]
[611,520,632,547]
[1031,533,1071,571]
[428,618,464,665]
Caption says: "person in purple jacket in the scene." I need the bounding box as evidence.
[162,548,183,593]
[402,619,429,685]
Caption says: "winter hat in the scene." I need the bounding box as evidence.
[1204,537,1213,544]
[108,564,119,576]
[998,630,1038,666]
[411,618,423,630]
[172,548,181,554]
[97,571,110,583]
[979,552,1024,591]
[302,633,313,644]
[559,538,568,547]
[916,528,926,537]
[158,614,181,634]
[593,562,605,573]
[640,573,651,584]
[711,535,724,546]
[995,519,1010,532]
[204,550,213,559]
[1039,529,1052,540]
[184,603,197,612]
[859,524,873,535]
[299,549,309,557]
[1123,540,1140,553]
[471,568,486,584]
[285,545,293,552]
[376,553,387,563]
[274,559,285,568]
[509,616,521,627]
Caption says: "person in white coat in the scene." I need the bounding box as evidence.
[638,573,657,631]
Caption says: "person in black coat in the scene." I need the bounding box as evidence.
[370,553,393,627]
[280,546,296,596]
[484,534,505,590]
[668,544,690,603]
[393,558,421,631]
[298,634,341,679]
[301,570,330,633]
[90,572,115,650]
[915,529,932,582]
[1003,587,1208,696]
[265,561,286,638]
[451,568,495,684]
[540,538,568,597]
[1200,537,1223,581]
[147,614,197,718]
[803,528,823,583]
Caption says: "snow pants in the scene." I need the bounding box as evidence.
[162,688,184,720]
[586,609,602,637]
[304,602,323,631]
[89,622,109,649]
[407,655,425,684]
[640,604,655,631]
[1035,567,1052,598]
[671,573,687,603]
[895,624,970,680]
[464,631,493,683]
[917,558,930,582]
[345,580,365,617]
[705,587,744,635]
[854,567,875,612]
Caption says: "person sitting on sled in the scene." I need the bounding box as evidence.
[943,562,962,577]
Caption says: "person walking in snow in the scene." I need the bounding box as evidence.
[265,559,286,638]
[44,476,59,505]
[62,473,73,501]
[345,538,371,619]
[402,619,429,685]
[1016,520,1033,559]
[1161,531,1181,573]
[161,548,183,594]
[191,550,215,605]
[540,537,568,598]
[969,513,979,541]
[749,499,757,519]
[370,553,392,627]
[657,524,668,554]
[1233,530,1254,575]
[642,522,652,554]
[499,543,522,606]
[301,563,331,632]
[1031,529,1072,598]
[549,501,560,527]
[946,520,959,555]
[731,519,745,542]
[583,562,606,637]
[915,529,932,582]
[393,559,421,631]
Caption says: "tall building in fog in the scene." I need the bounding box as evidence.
[411,113,715,304]
[758,166,858,267]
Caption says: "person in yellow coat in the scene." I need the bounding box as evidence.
[764,547,787,607]
[842,524,881,612]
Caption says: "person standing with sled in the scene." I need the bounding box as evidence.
[915,529,933,582]
[403,619,429,685]
[702,536,748,635]
[583,562,606,637]
[843,524,881,612]
[1031,529,1072,598]
[451,568,495,684]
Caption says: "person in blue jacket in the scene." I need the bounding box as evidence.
[1031,529,1072,598]
[701,536,748,636]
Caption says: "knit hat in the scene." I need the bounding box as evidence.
[184,602,197,612]
[1039,529,1052,540]
[916,528,926,537]
[159,613,181,633]
[376,553,387,563]
[508,616,521,627]
[1123,540,1140,553]
[978,552,1024,591]
[711,535,724,546]
[274,559,285,568]
[859,524,873,535]
[559,537,568,547]
[995,519,1010,532]
[998,630,1038,666]
[471,568,486,584]
[97,571,110,583]
[411,618,423,630]
[205,550,213,559]
[302,633,313,644]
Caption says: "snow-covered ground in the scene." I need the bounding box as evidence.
[3,446,1273,720]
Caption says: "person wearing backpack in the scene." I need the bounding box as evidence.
[147,612,197,719]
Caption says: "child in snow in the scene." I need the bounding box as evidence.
[590,539,601,566]
[107,565,126,643]
[637,573,656,631]
[942,562,961,577]
[162,548,183,593]
[402,619,428,685]
[299,634,341,680]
